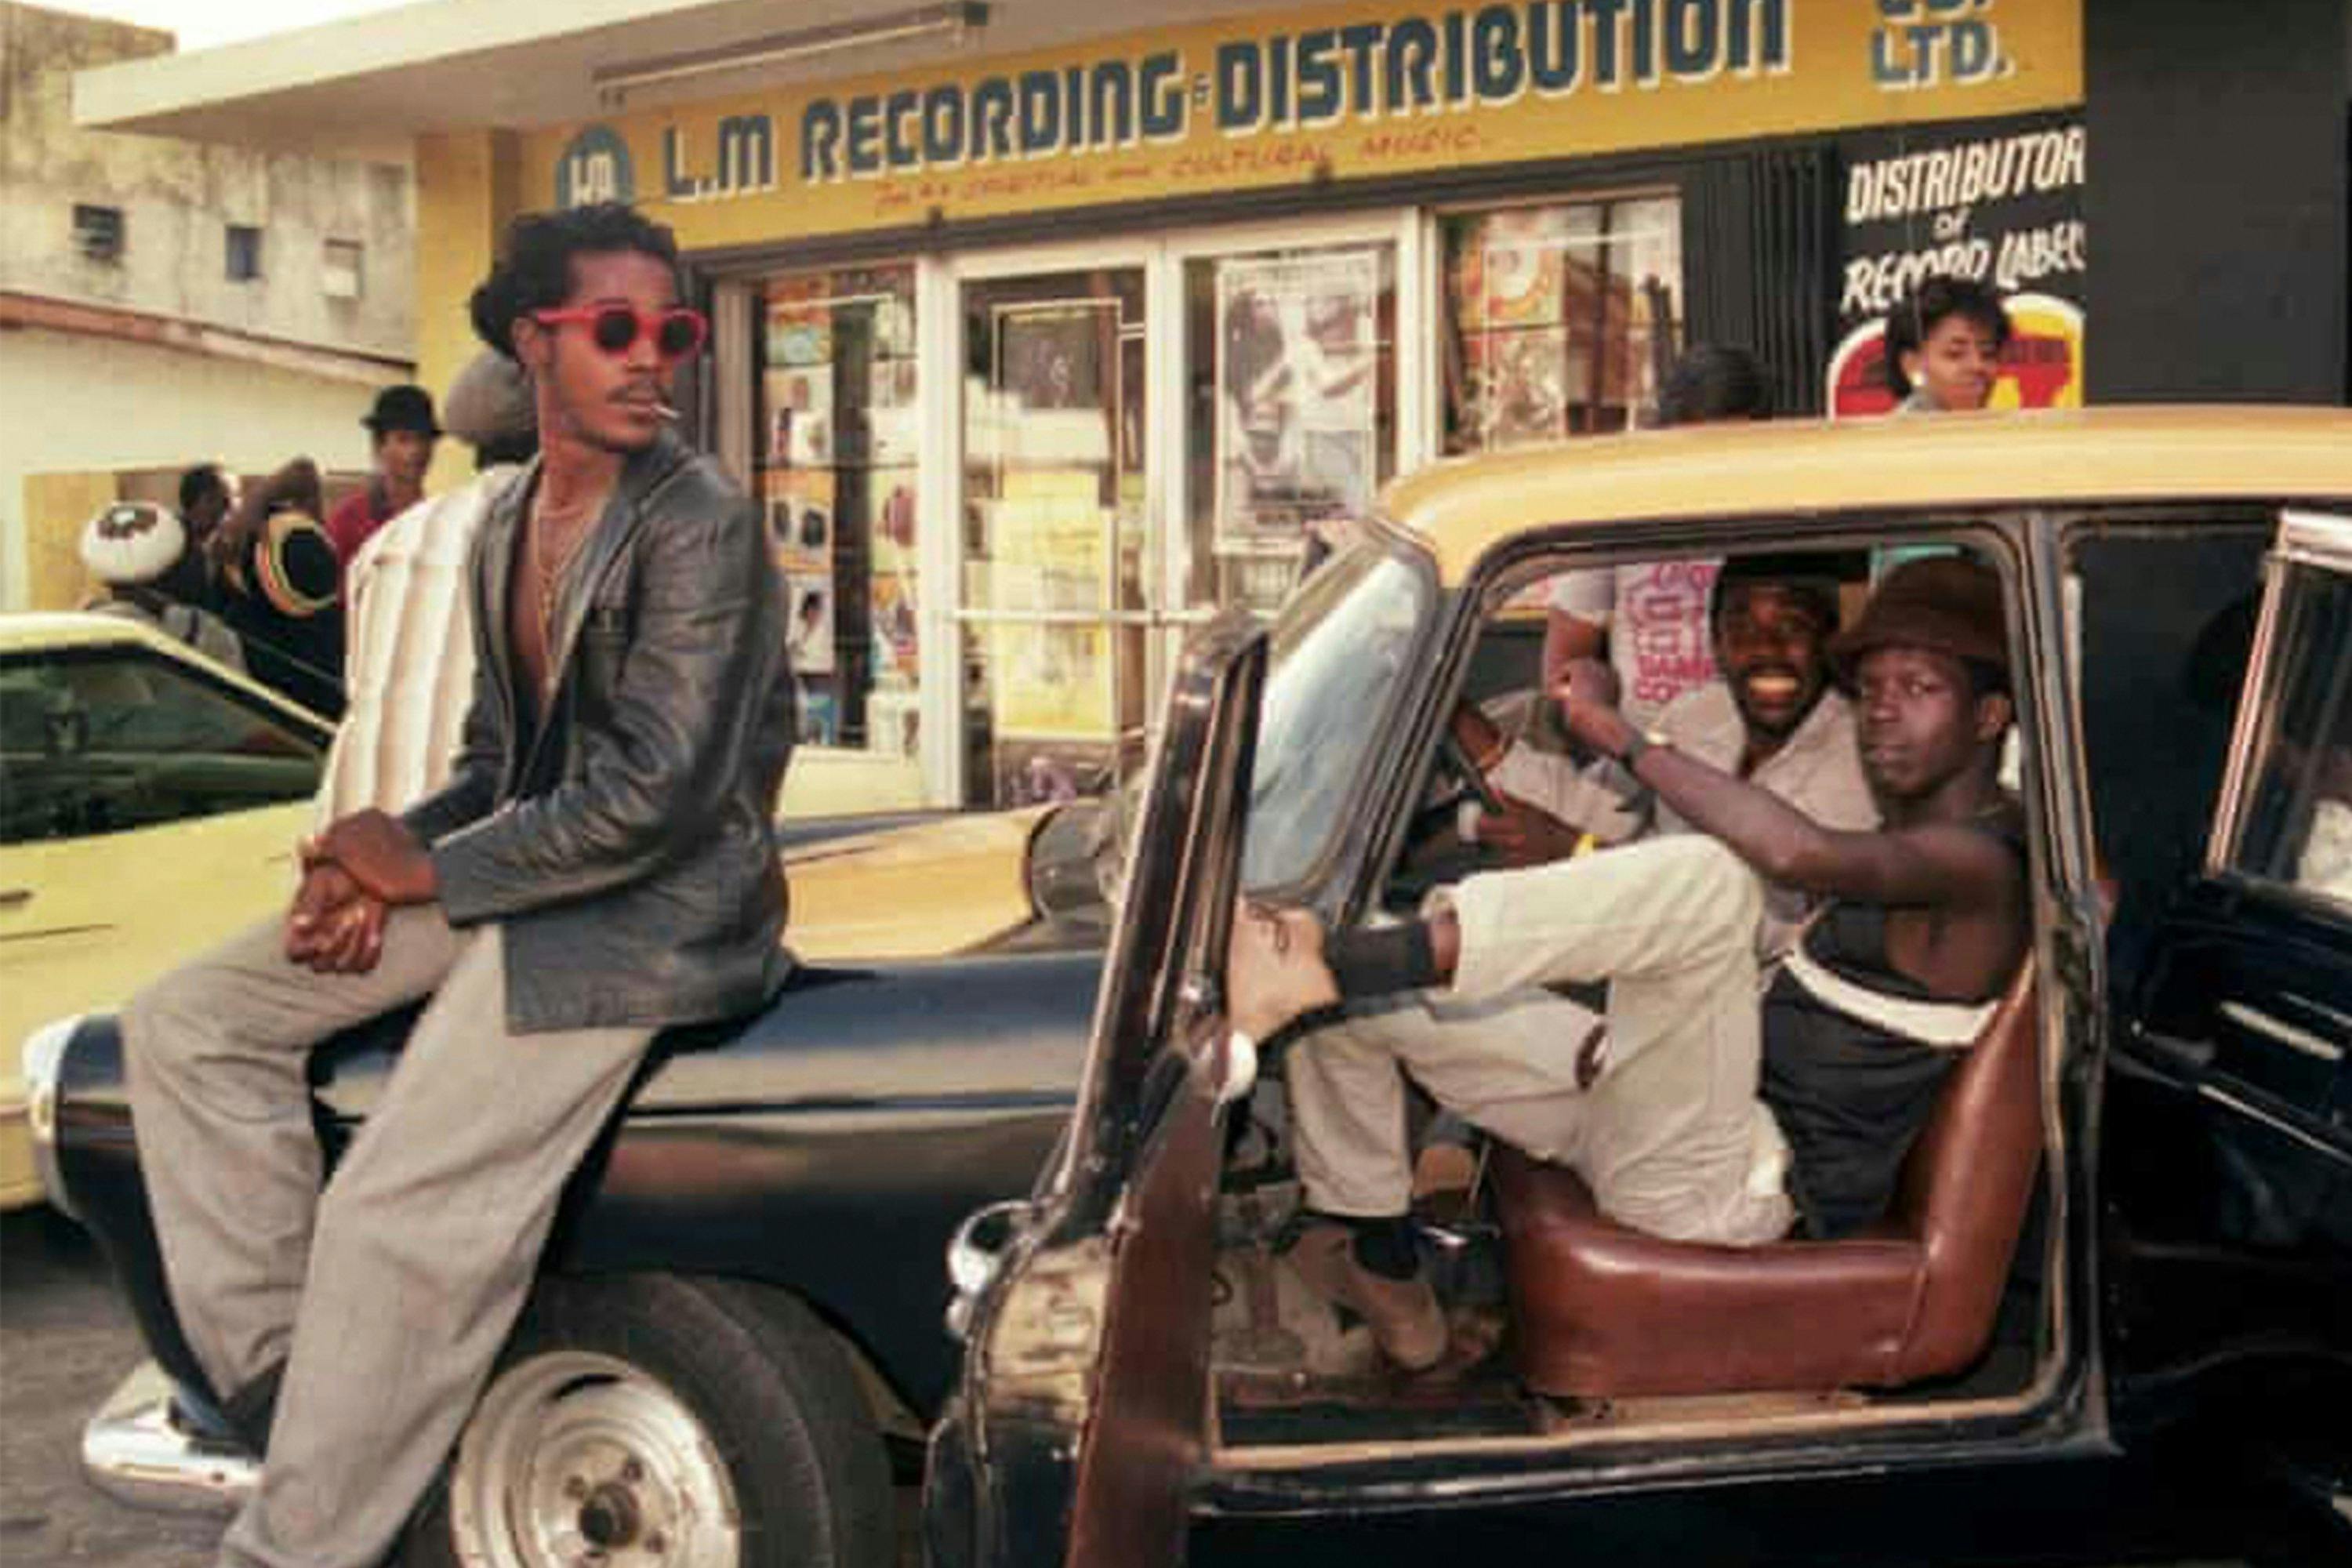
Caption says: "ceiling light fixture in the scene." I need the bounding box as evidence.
[593,2,989,99]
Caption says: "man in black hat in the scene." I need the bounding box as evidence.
[326,383,440,566]
[1232,555,2029,1369]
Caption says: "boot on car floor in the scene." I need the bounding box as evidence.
[1287,1220,1448,1372]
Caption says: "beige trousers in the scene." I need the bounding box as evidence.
[125,906,652,1568]
[1288,835,1795,1245]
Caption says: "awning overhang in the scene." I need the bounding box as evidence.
[73,0,1262,159]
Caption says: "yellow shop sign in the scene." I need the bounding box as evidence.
[524,0,2081,248]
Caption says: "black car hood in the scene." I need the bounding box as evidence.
[306,947,1105,1122]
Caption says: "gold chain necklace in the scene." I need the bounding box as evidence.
[530,493,599,694]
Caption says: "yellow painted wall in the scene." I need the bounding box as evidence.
[414,129,522,492]
[20,470,118,610]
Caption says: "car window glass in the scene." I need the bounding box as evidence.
[0,648,324,845]
[1242,536,1432,892]
[2224,559,2352,913]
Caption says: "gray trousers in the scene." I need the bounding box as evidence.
[124,906,652,1568]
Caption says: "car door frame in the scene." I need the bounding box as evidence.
[935,608,1269,1568]
[2104,506,2352,1399]
[1199,506,2118,1516]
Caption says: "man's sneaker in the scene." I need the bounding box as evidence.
[1286,1221,1448,1372]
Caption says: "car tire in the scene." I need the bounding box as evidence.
[398,1272,894,1568]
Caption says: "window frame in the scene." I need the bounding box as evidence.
[72,203,125,265]
[225,223,263,282]
[2205,510,2352,915]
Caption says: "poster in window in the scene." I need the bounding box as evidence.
[1214,249,1378,546]
[869,571,920,683]
[869,358,920,466]
[999,303,1107,412]
[1480,327,1570,448]
[1457,209,1567,330]
[784,571,836,677]
[765,277,833,368]
[765,368,833,468]
[990,468,1107,614]
[989,622,1112,738]
[873,475,918,576]
[764,469,833,575]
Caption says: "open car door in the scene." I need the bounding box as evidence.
[935,612,1267,1568]
[2111,509,2352,1394]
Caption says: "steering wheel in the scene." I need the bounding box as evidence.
[1437,728,1507,816]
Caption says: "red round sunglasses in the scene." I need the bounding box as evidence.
[531,303,709,362]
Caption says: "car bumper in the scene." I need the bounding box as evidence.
[15,1016,81,1214]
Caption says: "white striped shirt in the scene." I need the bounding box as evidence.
[317,467,518,823]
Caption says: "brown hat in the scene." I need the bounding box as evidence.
[441,350,535,449]
[1831,554,2008,680]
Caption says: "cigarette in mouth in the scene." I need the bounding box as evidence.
[653,400,681,422]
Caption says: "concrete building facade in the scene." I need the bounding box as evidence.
[2,2,416,609]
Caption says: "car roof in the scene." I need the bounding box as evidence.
[0,609,332,735]
[1381,405,2352,585]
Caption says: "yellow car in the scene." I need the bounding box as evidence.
[2,611,332,1209]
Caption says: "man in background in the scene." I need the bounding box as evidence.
[325,383,440,567]
[318,350,535,823]
[1537,346,1777,724]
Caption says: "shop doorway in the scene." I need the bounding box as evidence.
[956,260,1153,810]
[953,221,1411,810]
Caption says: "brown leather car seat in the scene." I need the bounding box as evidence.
[1490,960,2042,1399]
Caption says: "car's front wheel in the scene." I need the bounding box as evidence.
[399,1273,893,1568]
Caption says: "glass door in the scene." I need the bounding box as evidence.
[957,263,1151,809]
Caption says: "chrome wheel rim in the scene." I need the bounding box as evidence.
[448,1348,741,1568]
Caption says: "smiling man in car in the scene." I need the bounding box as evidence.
[1457,552,1875,945]
[1234,556,2027,1373]
[122,202,794,1568]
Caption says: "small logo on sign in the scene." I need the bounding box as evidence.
[557,126,635,208]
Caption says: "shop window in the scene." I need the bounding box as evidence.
[226,224,263,282]
[757,263,921,762]
[1440,196,1683,454]
[322,239,364,300]
[73,204,125,264]
[1184,242,1397,617]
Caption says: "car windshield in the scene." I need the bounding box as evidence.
[1242,532,1436,891]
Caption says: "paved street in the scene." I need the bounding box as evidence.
[0,1207,220,1566]
[3,1204,2338,1568]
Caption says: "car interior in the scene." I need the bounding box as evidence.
[0,649,323,844]
[1189,520,2280,1463]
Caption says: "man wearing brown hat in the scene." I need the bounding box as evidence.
[325,383,441,566]
[1229,555,2028,1369]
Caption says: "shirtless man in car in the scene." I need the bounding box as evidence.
[1232,555,2030,1371]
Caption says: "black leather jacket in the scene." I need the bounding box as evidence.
[401,431,796,1032]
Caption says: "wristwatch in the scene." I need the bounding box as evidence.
[1620,728,1671,768]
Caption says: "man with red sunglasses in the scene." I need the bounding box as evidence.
[122,202,795,1568]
